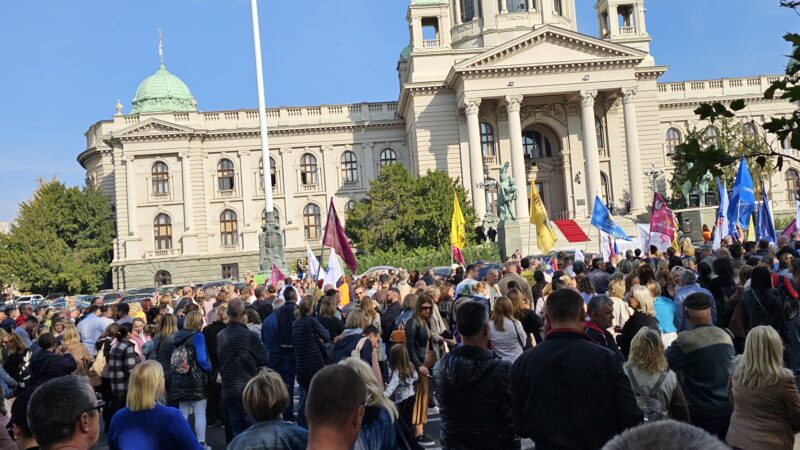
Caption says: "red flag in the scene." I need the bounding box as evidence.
[451,246,465,265]
[270,262,285,288]
[322,198,358,273]
[549,256,559,271]
[649,193,675,242]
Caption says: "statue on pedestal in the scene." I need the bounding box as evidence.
[497,162,518,222]
[681,163,714,207]
[259,216,284,272]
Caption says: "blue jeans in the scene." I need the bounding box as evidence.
[296,384,308,428]
[225,396,251,438]
[277,352,296,422]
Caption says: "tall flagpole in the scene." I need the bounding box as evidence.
[251,0,284,272]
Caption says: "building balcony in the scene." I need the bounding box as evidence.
[619,26,636,35]
[342,179,361,190]
[221,244,240,253]
[422,39,440,48]
[143,248,179,259]
[300,183,319,192]
[483,155,498,166]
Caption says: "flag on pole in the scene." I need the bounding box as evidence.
[574,248,585,264]
[323,247,344,288]
[727,157,755,235]
[321,198,358,273]
[757,182,777,244]
[670,212,681,253]
[530,181,557,253]
[306,243,322,280]
[782,219,797,239]
[158,29,164,64]
[795,198,800,236]
[599,232,616,263]
[450,193,466,250]
[591,195,630,240]
[747,213,756,241]
[549,256,559,271]
[451,246,465,265]
[649,192,675,248]
[270,262,285,288]
[712,178,729,250]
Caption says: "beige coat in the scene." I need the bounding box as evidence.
[726,370,800,450]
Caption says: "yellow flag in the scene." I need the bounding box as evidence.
[529,181,556,253]
[450,193,466,250]
[670,212,681,252]
[747,213,756,241]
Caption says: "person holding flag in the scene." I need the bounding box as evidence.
[727,157,755,238]
[530,181,557,254]
[451,193,466,265]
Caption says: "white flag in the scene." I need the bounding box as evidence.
[636,223,651,253]
[574,248,585,264]
[323,248,344,288]
[306,243,321,280]
[795,200,800,237]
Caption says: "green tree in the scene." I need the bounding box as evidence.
[669,118,773,208]
[0,179,115,294]
[345,165,477,254]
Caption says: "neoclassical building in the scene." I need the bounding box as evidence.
[79,0,798,289]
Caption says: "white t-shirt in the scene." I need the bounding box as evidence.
[488,317,527,362]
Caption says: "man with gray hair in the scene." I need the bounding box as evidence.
[27,375,101,450]
[218,298,271,437]
[602,420,728,450]
[584,295,624,360]
[674,270,716,331]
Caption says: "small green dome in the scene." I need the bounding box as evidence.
[399,45,411,62]
[131,64,196,114]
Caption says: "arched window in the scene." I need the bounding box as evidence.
[743,123,757,140]
[787,169,800,201]
[480,123,496,157]
[379,148,397,166]
[154,270,172,287]
[262,208,280,227]
[522,129,554,159]
[258,157,277,190]
[152,162,170,194]
[704,126,719,147]
[665,128,682,155]
[600,172,611,206]
[153,214,172,250]
[506,0,528,12]
[300,154,318,186]
[217,159,235,191]
[553,0,563,15]
[303,204,322,240]
[595,117,606,150]
[220,209,238,246]
[341,151,358,183]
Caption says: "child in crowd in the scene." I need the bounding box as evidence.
[384,344,418,433]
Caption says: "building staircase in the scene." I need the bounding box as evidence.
[519,214,642,257]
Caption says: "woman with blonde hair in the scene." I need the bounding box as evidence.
[108,360,203,450]
[625,327,688,422]
[470,281,491,312]
[159,295,174,314]
[60,323,93,376]
[607,274,632,333]
[488,296,528,362]
[507,288,543,345]
[228,369,308,449]
[339,357,397,449]
[617,285,659,358]
[727,326,800,450]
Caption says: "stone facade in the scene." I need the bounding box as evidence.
[79,0,798,289]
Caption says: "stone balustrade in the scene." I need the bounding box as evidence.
[657,75,782,101]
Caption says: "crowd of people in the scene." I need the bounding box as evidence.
[5,234,800,449]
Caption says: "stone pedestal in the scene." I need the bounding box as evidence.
[498,220,522,261]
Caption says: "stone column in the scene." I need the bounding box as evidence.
[505,95,529,221]
[238,151,254,227]
[124,156,138,236]
[454,0,462,24]
[363,143,376,189]
[180,153,193,231]
[622,87,645,212]
[527,0,535,11]
[580,90,601,213]
[500,0,507,13]
[473,0,480,19]
[465,98,487,219]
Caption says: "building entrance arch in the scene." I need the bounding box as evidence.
[520,123,568,219]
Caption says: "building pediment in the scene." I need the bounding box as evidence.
[453,25,646,73]
[113,118,196,139]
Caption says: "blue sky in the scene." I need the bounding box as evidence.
[0,0,795,222]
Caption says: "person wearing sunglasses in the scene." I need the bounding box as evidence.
[26,374,101,450]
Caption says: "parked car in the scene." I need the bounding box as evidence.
[200,280,232,291]
[120,294,154,305]
[102,292,122,305]
[124,287,157,296]
[432,266,452,278]
[354,266,399,281]
[14,294,44,304]
[45,292,65,301]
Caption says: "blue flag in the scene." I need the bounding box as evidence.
[756,182,777,244]
[591,195,630,240]
[727,157,755,235]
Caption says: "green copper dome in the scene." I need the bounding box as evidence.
[131,64,196,114]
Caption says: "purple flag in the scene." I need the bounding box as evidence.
[782,219,797,239]
[270,262,285,288]
[322,198,358,273]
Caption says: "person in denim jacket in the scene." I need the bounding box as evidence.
[228,369,307,450]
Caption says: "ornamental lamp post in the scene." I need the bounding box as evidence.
[646,163,664,196]
[251,0,284,272]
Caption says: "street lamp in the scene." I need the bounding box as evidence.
[251,0,284,272]
[646,163,664,196]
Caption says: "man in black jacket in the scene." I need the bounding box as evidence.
[584,295,624,361]
[433,301,519,449]
[511,289,642,449]
[217,298,270,439]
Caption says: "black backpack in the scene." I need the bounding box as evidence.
[775,276,800,322]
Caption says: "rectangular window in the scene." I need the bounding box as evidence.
[222,264,239,280]
[506,0,527,12]
[553,0,563,15]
